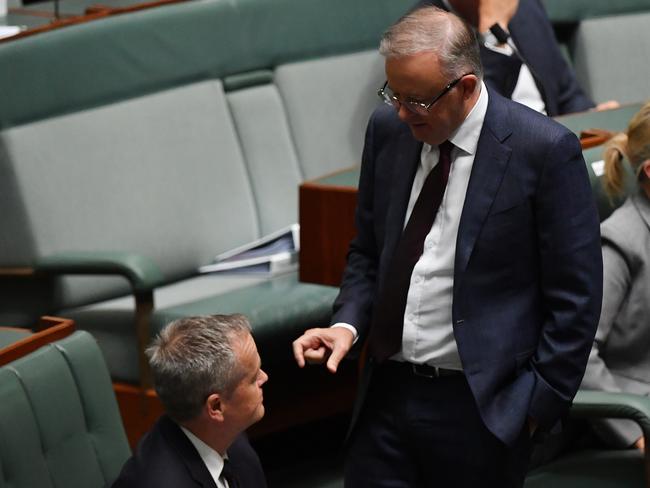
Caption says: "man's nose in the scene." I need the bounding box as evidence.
[397,103,416,122]
[396,103,411,121]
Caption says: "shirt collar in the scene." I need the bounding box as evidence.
[423,80,489,157]
[180,425,227,483]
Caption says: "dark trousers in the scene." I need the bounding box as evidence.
[344,361,532,488]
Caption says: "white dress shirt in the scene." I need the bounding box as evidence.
[391,82,489,369]
[333,82,489,369]
[180,426,230,488]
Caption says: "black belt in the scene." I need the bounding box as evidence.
[381,360,464,379]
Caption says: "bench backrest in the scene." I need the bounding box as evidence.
[0,331,130,488]
[0,0,409,324]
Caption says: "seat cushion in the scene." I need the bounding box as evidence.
[63,272,338,383]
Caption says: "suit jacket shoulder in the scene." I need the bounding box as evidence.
[112,416,266,488]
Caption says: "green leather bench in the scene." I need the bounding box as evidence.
[540,0,650,106]
[0,330,130,488]
[525,391,650,488]
[0,0,414,392]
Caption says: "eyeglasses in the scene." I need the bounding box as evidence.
[378,73,472,116]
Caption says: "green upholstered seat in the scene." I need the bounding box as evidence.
[0,330,130,488]
[0,0,409,390]
[571,12,650,105]
[524,391,650,487]
[526,449,644,487]
[542,0,650,23]
[61,272,338,382]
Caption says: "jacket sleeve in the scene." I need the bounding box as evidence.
[526,130,603,428]
[330,113,380,343]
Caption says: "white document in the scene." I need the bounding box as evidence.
[0,26,22,39]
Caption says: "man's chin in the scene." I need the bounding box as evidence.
[409,125,438,145]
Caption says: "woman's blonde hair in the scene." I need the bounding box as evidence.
[603,101,650,197]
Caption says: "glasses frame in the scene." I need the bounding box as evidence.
[378,73,473,115]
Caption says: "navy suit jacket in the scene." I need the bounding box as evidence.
[419,0,594,115]
[112,415,267,488]
[333,89,602,446]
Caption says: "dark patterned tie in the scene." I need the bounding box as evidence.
[368,141,454,362]
[221,458,239,488]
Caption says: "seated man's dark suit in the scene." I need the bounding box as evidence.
[112,415,267,488]
[336,87,602,451]
[419,0,594,115]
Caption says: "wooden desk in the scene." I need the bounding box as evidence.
[299,167,359,287]
[556,102,643,148]
[298,103,644,287]
[0,316,75,366]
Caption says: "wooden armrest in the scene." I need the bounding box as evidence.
[0,316,75,366]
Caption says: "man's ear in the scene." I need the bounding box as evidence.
[460,75,479,100]
[206,393,225,422]
[642,160,650,180]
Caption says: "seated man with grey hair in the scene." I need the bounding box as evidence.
[113,314,268,488]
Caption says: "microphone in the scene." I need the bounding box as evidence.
[488,23,510,45]
[488,22,548,109]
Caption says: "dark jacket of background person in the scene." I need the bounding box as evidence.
[419,0,594,115]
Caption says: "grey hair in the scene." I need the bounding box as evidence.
[379,6,483,80]
[146,314,252,422]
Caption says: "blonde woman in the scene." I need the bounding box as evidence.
[581,102,650,450]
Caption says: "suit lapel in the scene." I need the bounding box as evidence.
[455,91,513,277]
[381,129,423,275]
[160,416,218,488]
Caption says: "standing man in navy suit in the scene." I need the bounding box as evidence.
[418,0,618,116]
[293,6,602,487]
[114,314,268,488]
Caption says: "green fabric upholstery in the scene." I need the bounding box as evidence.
[61,272,338,382]
[542,0,650,23]
[525,390,650,487]
[275,50,385,179]
[525,449,644,487]
[37,251,165,293]
[571,12,650,105]
[0,78,258,316]
[0,331,130,488]
[0,0,411,389]
[0,0,412,130]
[153,273,339,367]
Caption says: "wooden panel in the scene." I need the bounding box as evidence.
[299,181,357,287]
